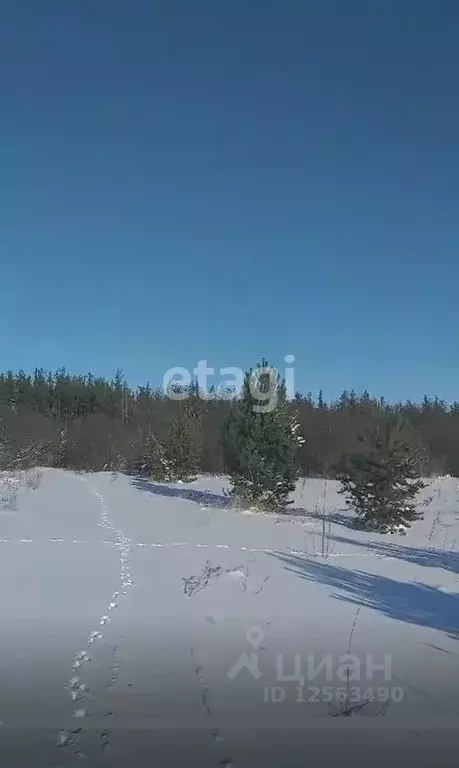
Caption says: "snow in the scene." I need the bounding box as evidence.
[1,470,459,765]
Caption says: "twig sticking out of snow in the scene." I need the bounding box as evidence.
[347,605,362,655]
[183,561,222,597]
[329,605,369,718]
[253,575,270,595]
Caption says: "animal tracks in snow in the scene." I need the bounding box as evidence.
[12,469,444,766]
[189,648,234,765]
[0,535,415,562]
[72,650,91,670]
[52,473,135,764]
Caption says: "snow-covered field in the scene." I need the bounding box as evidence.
[2,470,459,766]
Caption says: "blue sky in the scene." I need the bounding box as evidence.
[1,0,458,403]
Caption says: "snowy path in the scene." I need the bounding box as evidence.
[2,471,459,766]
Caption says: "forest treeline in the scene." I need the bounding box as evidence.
[0,367,458,476]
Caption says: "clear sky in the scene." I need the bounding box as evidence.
[1,0,458,403]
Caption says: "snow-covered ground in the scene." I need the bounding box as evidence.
[2,470,459,766]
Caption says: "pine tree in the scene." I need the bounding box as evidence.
[222,360,304,511]
[46,427,71,469]
[167,399,203,482]
[0,420,12,469]
[130,431,174,481]
[339,415,427,532]
[131,398,203,483]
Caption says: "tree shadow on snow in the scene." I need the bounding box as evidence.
[130,477,232,509]
[130,477,317,517]
[323,534,459,577]
[305,509,357,529]
[271,552,459,640]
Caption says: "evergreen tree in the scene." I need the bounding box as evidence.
[130,431,173,481]
[51,427,71,468]
[0,366,458,478]
[131,397,203,483]
[339,415,427,532]
[0,420,12,469]
[167,399,203,482]
[222,360,304,511]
